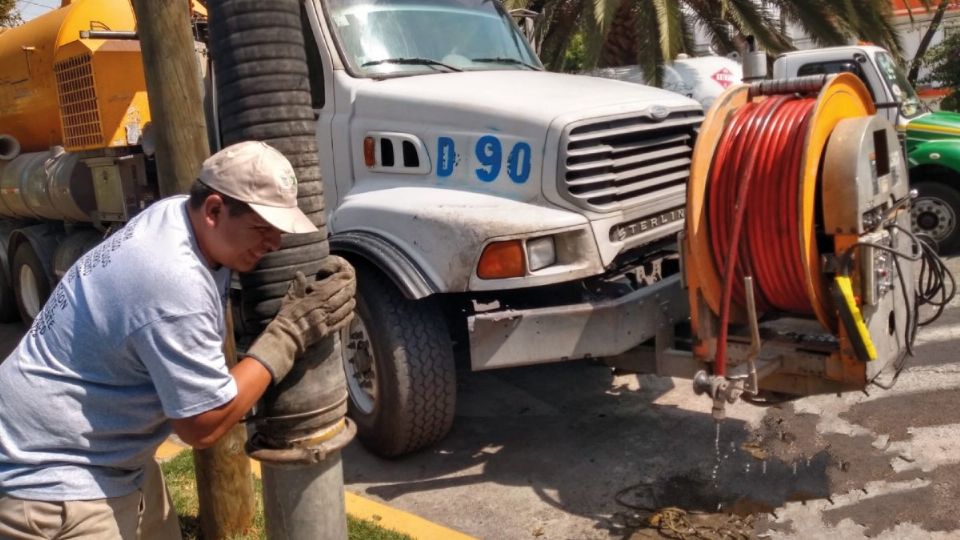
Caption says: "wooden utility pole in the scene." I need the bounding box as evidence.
[131,0,209,195]
[131,1,256,537]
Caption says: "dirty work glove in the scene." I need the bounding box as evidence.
[247,257,357,382]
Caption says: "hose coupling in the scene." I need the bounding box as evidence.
[692,370,744,421]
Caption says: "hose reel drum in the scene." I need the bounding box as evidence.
[682,73,946,416]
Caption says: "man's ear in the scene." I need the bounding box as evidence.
[202,194,225,228]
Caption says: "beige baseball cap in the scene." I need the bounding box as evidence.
[199,141,318,234]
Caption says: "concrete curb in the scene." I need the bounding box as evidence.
[156,440,474,540]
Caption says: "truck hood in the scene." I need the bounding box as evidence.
[908,110,960,137]
[351,70,700,127]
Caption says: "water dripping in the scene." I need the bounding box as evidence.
[711,423,722,488]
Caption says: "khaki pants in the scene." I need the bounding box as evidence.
[0,460,181,540]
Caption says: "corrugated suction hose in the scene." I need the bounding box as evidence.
[208,0,348,438]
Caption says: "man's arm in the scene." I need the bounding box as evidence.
[169,357,271,448]
[168,261,356,448]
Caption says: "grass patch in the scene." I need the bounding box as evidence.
[160,451,412,540]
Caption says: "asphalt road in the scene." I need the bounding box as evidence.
[341,255,960,539]
[0,257,956,539]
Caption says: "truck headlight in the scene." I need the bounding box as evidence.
[526,236,556,272]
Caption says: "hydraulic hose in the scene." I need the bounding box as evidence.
[706,93,817,376]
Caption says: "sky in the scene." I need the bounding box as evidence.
[15,0,60,22]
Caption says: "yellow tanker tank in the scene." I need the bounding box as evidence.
[0,0,150,153]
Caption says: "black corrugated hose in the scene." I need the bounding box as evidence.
[207,0,349,439]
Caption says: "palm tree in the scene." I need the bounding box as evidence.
[507,0,903,81]
[1,0,22,28]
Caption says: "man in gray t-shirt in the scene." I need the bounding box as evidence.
[0,141,355,539]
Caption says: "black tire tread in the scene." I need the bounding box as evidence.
[351,264,456,456]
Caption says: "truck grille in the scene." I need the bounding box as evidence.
[559,110,703,212]
[54,54,103,150]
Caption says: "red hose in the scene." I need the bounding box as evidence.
[706,95,817,376]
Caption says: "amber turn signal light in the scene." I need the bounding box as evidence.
[477,240,526,279]
[363,136,376,167]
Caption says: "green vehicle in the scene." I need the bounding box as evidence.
[774,45,960,251]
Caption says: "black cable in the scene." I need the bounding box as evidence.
[890,223,956,326]
[836,220,956,390]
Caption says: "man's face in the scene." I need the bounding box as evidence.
[204,196,283,272]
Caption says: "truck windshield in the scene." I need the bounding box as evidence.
[874,51,923,118]
[324,0,543,77]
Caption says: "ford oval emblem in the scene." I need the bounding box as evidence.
[649,105,670,121]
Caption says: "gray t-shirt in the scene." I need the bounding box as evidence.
[0,196,237,501]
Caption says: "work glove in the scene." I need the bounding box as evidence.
[247,256,356,382]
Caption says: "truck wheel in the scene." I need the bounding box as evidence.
[912,182,960,252]
[0,266,18,323]
[12,243,49,323]
[342,266,456,457]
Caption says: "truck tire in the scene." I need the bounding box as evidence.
[12,243,49,324]
[912,182,960,253]
[0,266,18,323]
[342,265,456,457]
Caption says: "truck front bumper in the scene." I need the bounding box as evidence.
[468,274,688,370]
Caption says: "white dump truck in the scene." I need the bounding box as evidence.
[0,0,702,456]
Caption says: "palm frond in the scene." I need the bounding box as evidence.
[682,0,738,55]
[502,0,530,11]
[774,0,846,47]
[634,3,666,84]
[592,0,624,33]
[537,0,588,69]
[724,0,793,54]
[653,0,685,60]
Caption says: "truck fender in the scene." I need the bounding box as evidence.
[907,139,960,173]
[8,225,60,287]
[330,230,441,300]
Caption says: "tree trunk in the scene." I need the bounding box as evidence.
[908,0,953,85]
[599,2,638,67]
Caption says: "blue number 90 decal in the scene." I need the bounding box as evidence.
[474,136,502,182]
[507,142,531,184]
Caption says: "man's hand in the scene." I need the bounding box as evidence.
[247,256,356,382]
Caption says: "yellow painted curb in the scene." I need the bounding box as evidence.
[155,440,474,540]
[342,491,474,540]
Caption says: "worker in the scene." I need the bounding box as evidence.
[0,141,355,539]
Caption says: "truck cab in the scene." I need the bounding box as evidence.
[294,0,703,455]
[773,45,960,251]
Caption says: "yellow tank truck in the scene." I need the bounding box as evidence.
[0,0,207,322]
